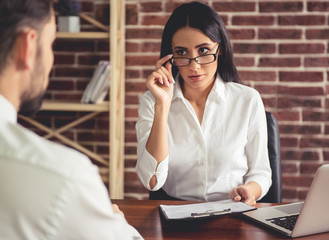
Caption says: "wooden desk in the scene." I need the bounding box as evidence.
[112,200,329,240]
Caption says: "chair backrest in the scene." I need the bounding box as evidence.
[258,111,282,203]
[150,111,282,203]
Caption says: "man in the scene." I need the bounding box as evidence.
[0,1,142,239]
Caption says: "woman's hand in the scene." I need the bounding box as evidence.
[229,182,262,207]
[112,203,124,217]
[146,54,175,106]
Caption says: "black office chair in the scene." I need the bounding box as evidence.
[150,111,282,203]
[258,111,282,203]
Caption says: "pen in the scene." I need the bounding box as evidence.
[191,208,231,218]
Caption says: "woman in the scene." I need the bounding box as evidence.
[135,1,271,206]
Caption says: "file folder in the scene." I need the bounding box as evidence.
[159,199,256,220]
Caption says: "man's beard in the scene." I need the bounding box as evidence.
[18,90,45,117]
[18,51,47,117]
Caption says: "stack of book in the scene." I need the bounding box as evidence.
[81,60,111,104]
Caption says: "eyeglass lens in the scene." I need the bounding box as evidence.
[171,54,216,67]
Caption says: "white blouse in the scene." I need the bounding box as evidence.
[136,76,272,201]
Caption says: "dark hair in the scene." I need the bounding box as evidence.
[160,1,240,83]
[0,0,53,74]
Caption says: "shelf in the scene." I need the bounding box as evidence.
[56,32,109,39]
[41,100,109,112]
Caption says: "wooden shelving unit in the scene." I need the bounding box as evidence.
[56,32,109,39]
[19,0,125,199]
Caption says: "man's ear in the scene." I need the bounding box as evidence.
[15,29,37,70]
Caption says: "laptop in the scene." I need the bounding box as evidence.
[242,164,329,238]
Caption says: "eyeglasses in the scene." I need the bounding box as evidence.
[169,46,220,67]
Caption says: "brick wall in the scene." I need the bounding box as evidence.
[26,0,329,202]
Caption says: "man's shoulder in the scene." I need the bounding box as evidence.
[0,121,92,179]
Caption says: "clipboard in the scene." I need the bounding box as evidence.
[159,199,256,221]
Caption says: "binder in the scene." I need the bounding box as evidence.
[159,199,256,220]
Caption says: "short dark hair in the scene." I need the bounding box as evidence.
[160,1,240,83]
[0,0,53,74]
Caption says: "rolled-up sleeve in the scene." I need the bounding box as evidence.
[135,91,169,191]
[244,92,272,200]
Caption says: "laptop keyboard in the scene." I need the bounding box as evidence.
[266,214,299,231]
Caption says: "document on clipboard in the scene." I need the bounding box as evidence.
[159,199,256,220]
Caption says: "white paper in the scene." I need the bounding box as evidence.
[160,199,255,220]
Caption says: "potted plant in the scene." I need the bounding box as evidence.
[57,0,82,32]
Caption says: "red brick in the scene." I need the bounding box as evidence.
[280,124,321,135]
[141,2,162,12]
[126,69,141,79]
[124,182,148,194]
[307,2,329,12]
[142,15,169,26]
[77,131,109,142]
[283,176,314,187]
[281,162,298,173]
[279,15,326,26]
[125,133,137,143]
[165,2,190,12]
[94,3,109,25]
[306,29,329,39]
[126,28,163,39]
[239,71,276,82]
[96,41,109,52]
[301,163,323,174]
[125,120,137,131]
[279,71,323,82]
[53,93,81,101]
[282,189,298,200]
[259,57,301,67]
[213,2,255,12]
[78,55,109,65]
[126,42,139,52]
[54,40,95,52]
[126,55,159,66]
[126,4,138,25]
[278,86,324,96]
[232,16,275,26]
[254,85,278,95]
[262,97,277,108]
[228,29,255,40]
[305,57,329,67]
[81,2,93,13]
[124,158,137,169]
[48,80,75,91]
[301,137,329,148]
[125,95,140,105]
[233,43,275,54]
[234,57,255,67]
[54,54,75,65]
[303,111,329,122]
[259,29,302,39]
[279,43,325,54]
[276,111,300,121]
[141,42,161,52]
[124,171,140,182]
[280,137,299,147]
[259,2,303,12]
[126,82,147,93]
[54,67,94,78]
[278,98,322,109]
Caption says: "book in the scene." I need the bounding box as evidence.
[159,199,256,220]
[81,61,110,104]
